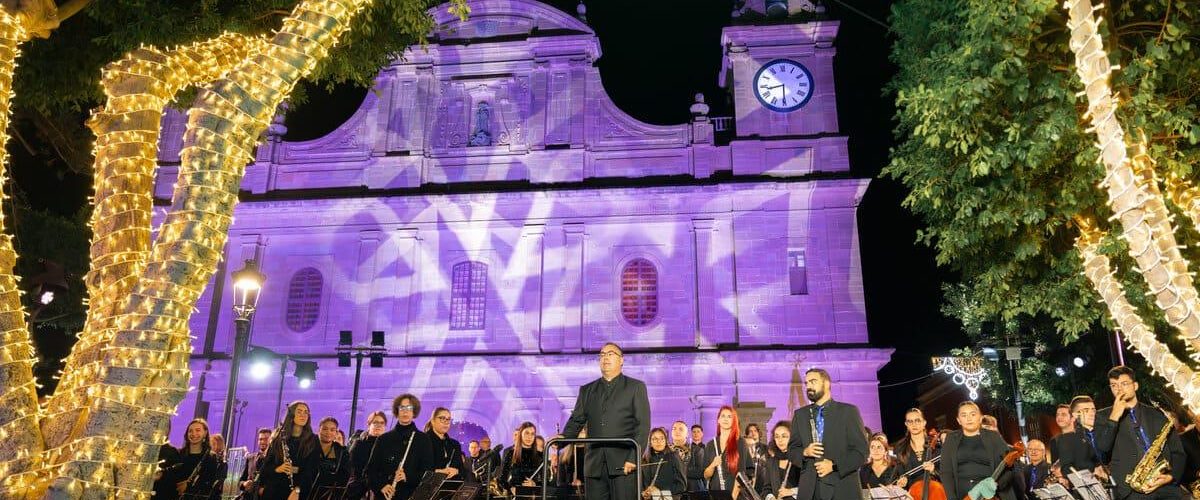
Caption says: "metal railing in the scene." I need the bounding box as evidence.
[542,437,642,500]
[710,117,733,132]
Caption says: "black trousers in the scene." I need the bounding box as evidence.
[585,473,637,500]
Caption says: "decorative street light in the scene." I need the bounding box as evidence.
[221,259,265,439]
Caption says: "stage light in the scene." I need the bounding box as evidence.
[1055,367,1067,377]
[39,291,54,305]
[293,361,318,389]
[247,346,278,380]
[338,330,352,367]
[370,330,385,368]
[1073,356,1086,368]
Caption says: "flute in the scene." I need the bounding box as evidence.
[385,434,416,500]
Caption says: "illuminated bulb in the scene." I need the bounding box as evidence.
[39,290,53,305]
[250,361,271,380]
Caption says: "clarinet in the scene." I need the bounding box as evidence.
[279,425,297,494]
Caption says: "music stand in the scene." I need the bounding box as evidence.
[867,486,911,500]
[1032,484,1072,500]
[688,490,734,500]
[451,483,482,500]
[410,472,450,500]
[1066,469,1110,500]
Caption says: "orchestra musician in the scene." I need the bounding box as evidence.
[172,418,226,500]
[859,433,899,488]
[1048,404,1073,462]
[309,417,351,500]
[258,402,321,500]
[893,408,938,488]
[348,411,388,499]
[787,368,869,500]
[756,421,801,500]
[641,428,687,498]
[669,421,693,493]
[689,425,707,492]
[425,407,465,480]
[368,394,435,500]
[464,440,482,483]
[1094,366,1186,500]
[1013,439,1049,500]
[239,428,274,500]
[938,401,1016,500]
[154,422,182,500]
[702,405,753,499]
[502,421,545,495]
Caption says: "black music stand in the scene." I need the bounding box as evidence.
[410,472,450,500]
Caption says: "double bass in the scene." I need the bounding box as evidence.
[905,429,946,500]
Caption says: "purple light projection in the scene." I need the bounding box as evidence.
[154,0,892,451]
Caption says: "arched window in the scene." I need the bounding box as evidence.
[620,258,658,326]
[285,267,323,332]
[450,261,488,330]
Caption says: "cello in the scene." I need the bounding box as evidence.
[906,429,947,500]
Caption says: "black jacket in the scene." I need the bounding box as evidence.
[428,432,465,475]
[1094,402,1186,500]
[258,434,320,500]
[757,453,803,500]
[1013,461,1050,500]
[786,400,868,500]
[347,434,383,498]
[701,437,754,492]
[1055,426,1104,478]
[501,446,545,491]
[562,373,651,478]
[173,449,226,500]
[366,423,435,500]
[308,442,351,499]
[642,449,687,494]
[938,430,1015,500]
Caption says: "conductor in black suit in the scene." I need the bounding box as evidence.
[787,368,868,500]
[562,342,652,500]
[1094,366,1186,500]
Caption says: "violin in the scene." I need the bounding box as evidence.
[906,429,946,500]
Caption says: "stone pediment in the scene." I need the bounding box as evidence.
[430,0,593,42]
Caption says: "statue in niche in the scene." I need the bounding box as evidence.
[469,101,493,146]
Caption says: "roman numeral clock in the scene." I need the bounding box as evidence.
[754,59,813,112]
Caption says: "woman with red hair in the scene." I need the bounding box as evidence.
[701,406,753,499]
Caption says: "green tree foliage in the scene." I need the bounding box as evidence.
[14,0,461,175]
[887,0,1200,346]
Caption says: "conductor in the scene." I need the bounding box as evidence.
[562,342,652,500]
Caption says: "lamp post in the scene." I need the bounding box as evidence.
[221,259,265,438]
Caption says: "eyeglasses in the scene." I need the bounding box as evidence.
[1109,381,1134,389]
[369,420,386,426]
[435,416,452,422]
[397,405,416,412]
[905,419,925,424]
[598,351,622,359]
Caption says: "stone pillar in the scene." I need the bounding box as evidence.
[353,230,382,336]
[523,225,554,352]
[561,223,586,352]
[392,228,420,355]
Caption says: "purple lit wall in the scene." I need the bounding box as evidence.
[154,0,892,450]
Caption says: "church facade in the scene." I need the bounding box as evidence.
[159,0,891,447]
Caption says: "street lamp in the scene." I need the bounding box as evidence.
[221,259,265,439]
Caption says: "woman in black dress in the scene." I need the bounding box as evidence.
[258,401,321,500]
[501,421,544,495]
[757,421,802,500]
[859,433,899,488]
[642,427,687,498]
[425,407,465,480]
[894,408,939,489]
[172,418,226,500]
[347,411,388,497]
[701,405,754,499]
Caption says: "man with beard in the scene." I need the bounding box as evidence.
[787,368,868,500]
[238,428,273,500]
[561,342,651,500]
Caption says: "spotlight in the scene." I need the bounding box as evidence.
[294,360,318,389]
[247,346,277,380]
[370,330,385,368]
[39,290,55,305]
[1055,367,1067,377]
[981,347,1000,361]
[1072,356,1086,368]
[338,330,352,367]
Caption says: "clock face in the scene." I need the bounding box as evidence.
[753,59,814,112]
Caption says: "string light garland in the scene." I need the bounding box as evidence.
[0,7,48,493]
[1064,0,1200,361]
[1075,217,1200,414]
[1164,172,1200,235]
[932,356,989,400]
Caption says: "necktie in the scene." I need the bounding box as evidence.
[1128,408,1152,452]
[816,406,826,442]
[1085,430,1104,462]
[1029,467,1038,491]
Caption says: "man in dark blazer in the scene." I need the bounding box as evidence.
[938,401,1016,500]
[1094,366,1185,500]
[1056,395,1110,484]
[1013,439,1050,500]
[786,368,868,500]
[562,342,652,500]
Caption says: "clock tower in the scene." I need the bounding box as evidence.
[720,8,839,137]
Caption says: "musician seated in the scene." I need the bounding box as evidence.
[860,434,900,489]
[502,422,545,495]
[1013,440,1049,500]
[756,422,801,500]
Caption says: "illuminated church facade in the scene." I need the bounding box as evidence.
[159,0,892,447]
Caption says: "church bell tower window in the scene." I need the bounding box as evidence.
[620,258,659,326]
[450,260,488,330]
[285,267,324,332]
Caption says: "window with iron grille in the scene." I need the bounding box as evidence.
[788,248,809,295]
[620,258,658,326]
[450,261,487,330]
[285,267,323,332]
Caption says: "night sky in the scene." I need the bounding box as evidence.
[10,0,966,439]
